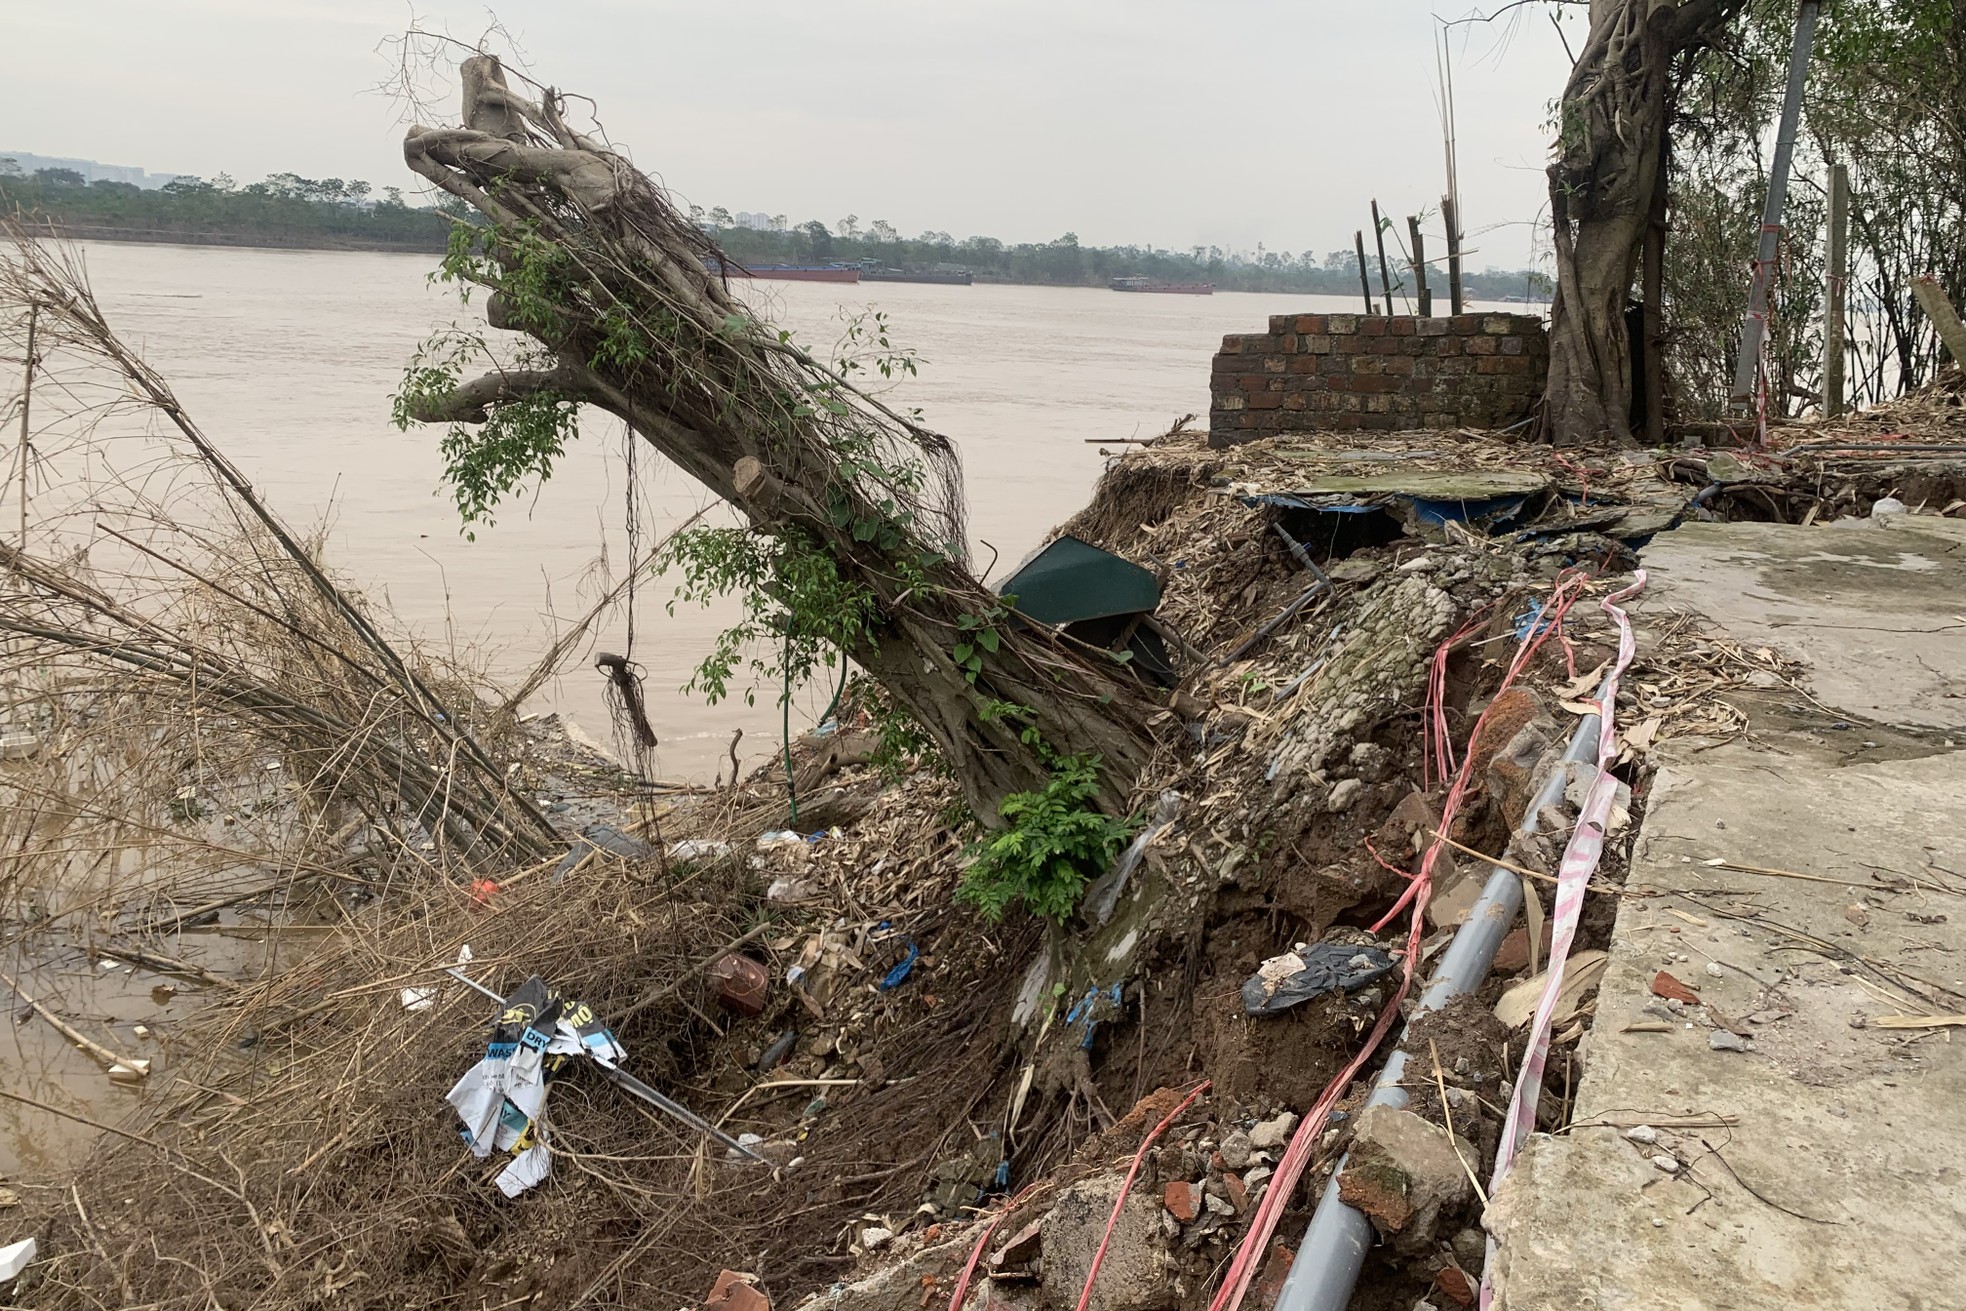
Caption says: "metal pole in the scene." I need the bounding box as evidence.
[1370,201,1395,316]
[1408,216,1432,318]
[1354,231,1374,313]
[1441,195,1465,316]
[17,302,34,553]
[1824,162,1848,418]
[1729,0,1821,409]
[1271,696,1608,1311]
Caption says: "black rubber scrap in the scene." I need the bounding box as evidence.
[1242,939,1398,1016]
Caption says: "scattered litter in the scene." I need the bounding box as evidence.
[877,942,920,991]
[0,731,39,760]
[400,986,437,1012]
[767,875,819,902]
[669,839,732,863]
[709,954,769,1016]
[1242,936,1397,1015]
[1494,950,1608,1030]
[1871,495,1908,517]
[0,1237,36,1283]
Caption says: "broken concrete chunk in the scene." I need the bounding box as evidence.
[1040,1175,1177,1311]
[1219,1129,1254,1171]
[1248,1112,1299,1151]
[1327,778,1365,813]
[1335,1105,1476,1253]
[1707,1029,1749,1053]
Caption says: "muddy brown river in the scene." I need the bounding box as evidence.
[3,239,1523,1179]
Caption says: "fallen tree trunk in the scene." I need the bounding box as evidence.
[398,56,1152,820]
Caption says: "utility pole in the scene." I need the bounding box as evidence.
[1408,216,1432,317]
[1823,162,1848,418]
[16,302,33,553]
[1354,231,1373,313]
[1729,0,1822,411]
[1441,194,1465,315]
[1370,201,1395,316]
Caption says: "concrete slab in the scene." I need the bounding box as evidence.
[1486,743,1966,1310]
[1486,518,1966,1309]
[1637,517,1966,730]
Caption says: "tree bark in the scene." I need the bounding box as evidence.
[1543,0,1747,443]
[399,57,1154,822]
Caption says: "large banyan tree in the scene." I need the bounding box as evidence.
[1542,0,1748,442]
[395,55,1152,820]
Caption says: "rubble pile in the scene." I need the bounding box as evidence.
[19,416,1966,1311]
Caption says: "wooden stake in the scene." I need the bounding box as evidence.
[1642,129,1668,447]
[1408,215,1432,318]
[1354,230,1373,313]
[1441,194,1465,315]
[1370,200,1395,315]
[1911,274,1966,368]
[16,301,34,553]
[1824,162,1848,418]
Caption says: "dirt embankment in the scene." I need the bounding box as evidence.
[7,382,1966,1311]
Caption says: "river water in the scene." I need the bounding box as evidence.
[3,241,1524,1177]
[64,241,1514,779]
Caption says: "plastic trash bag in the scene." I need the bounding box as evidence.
[1242,938,1397,1016]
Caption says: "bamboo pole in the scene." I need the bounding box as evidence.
[1441,194,1465,315]
[1910,275,1966,368]
[1370,201,1395,315]
[0,966,149,1080]
[16,301,32,553]
[1354,231,1373,313]
[1408,216,1432,318]
[1824,162,1848,418]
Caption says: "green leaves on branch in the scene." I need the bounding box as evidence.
[657,525,876,707]
[390,329,580,535]
[956,753,1137,924]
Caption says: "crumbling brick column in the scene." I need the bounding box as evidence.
[1208,313,1549,448]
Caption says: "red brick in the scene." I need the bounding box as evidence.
[1476,356,1510,374]
[1164,1181,1201,1223]
[1435,337,1463,356]
[706,1271,770,1311]
[1251,1243,1296,1311]
[1357,317,1388,337]
[1500,336,1526,356]
[1450,314,1483,334]
[1269,315,1295,335]
[1328,314,1359,334]
[1370,337,1403,355]
[1382,354,1416,376]
[1464,336,1499,356]
[1288,355,1321,375]
[1351,356,1385,376]
[1220,335,1247,354]
[1435,1265,1476,1307]
[1248,391,1284,410]
[1300,334,1334,354]
[1387,317,1418,337]
[1264,355,1288,373]
[1294,314,1329,333]
[1282,393,1307,410]
[1239,374,1269,392]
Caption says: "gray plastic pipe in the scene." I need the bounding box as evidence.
[1271,698,1606,1311]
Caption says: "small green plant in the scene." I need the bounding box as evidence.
[956,753,1137,924]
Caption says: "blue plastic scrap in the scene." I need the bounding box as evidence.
[1064,982,1127,1050]
[878,942,920,991]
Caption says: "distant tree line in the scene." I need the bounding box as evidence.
[0,162,458,251]
[0,158,1549,299]
[697,208,1551,301]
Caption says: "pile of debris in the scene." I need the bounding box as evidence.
[14,362,1966,1311]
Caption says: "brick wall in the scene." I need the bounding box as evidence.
[1208,313,1548,447]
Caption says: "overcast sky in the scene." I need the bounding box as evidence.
[4,0,1583,267]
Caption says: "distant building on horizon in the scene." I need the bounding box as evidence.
[0,151,186,190]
